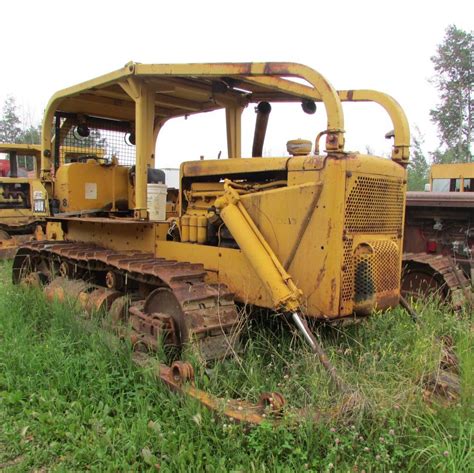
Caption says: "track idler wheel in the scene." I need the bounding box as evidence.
[259,392,286,415]
[12,249,44,285]
[144,287,188,347]
[171,361,195,384]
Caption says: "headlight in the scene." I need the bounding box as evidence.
[34,199,45,213]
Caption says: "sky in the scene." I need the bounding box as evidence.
[1,0,472,169]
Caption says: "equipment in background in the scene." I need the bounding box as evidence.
[403,162,474,308]
[0,144,49,258]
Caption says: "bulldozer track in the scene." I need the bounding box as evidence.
[402,252,473,308]
[14,240,240,359]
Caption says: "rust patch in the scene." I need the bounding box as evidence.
[315,254,328,287]
[134,352,286,425]
[326,219,333,240]
[264,63,292,76]
[329,278,337,311]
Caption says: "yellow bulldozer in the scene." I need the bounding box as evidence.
[0,143,49,258]
[12,62,410,421]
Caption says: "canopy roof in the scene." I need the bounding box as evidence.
[48,62,332,123]
[41,61,410,176]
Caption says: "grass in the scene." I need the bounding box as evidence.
[0,261,472,472]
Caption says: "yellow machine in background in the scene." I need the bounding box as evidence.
[0,144,49,257]
[429,162,474,192]
[13,62,410,417]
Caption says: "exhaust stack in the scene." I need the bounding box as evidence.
[252,101,271,157]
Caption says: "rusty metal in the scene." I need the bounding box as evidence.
[16,241,366,426]
[15,240,240,359]
[58,261,71,278]
[406,191,474,208]
[129,302,178,349]
[402,253,472,308]
[170,360,195,383]
[259,392,286,415]
[404,190,473,307]
[108,295,129,326]
[105,270,124,290]
[0,234,34,259]
[80,287,122,313]
[133,352,286,425]
[44,277,89,303]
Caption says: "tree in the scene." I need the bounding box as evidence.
[0,96,42,144]
[407,129,429,191]
[430,25,473,163]
[18,124,42,144]
[0,96,22,143]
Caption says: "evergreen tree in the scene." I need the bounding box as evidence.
[407,129,429,191]
[0,96,42,144]
[430,25,473,163]
[18,124,42,144]
[0,96,22,143]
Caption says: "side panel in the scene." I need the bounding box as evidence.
[55,162,129,212]
[62,220,167,252]
[241,164,346,317]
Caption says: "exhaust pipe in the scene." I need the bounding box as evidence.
[9,151,18,178]
[252,102,271,157]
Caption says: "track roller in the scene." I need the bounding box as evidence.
[44,277,90,303]
[105,270,124,290]
[79,287,122,314]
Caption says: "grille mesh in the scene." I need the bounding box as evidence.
[341,238,354,302]
[342,239,401,304]
[345,176,404,234]
[55,113,136,168]
[371,240,400,293]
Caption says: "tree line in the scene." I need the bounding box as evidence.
[408,25,472,190]
[0,96,42,145]
[1,25,472,190]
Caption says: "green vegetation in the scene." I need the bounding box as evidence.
[0,96,41,145]
[430,25,473,164]
[0,263,472,472]
[406,24,472,190]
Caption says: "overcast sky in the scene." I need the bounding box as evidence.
[1,0,472,168]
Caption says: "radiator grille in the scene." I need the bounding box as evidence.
[345,176,404,234]
[342,239,401,304]
[341,238,354,302]
[54,113,136,168]
[371,240,400,293]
